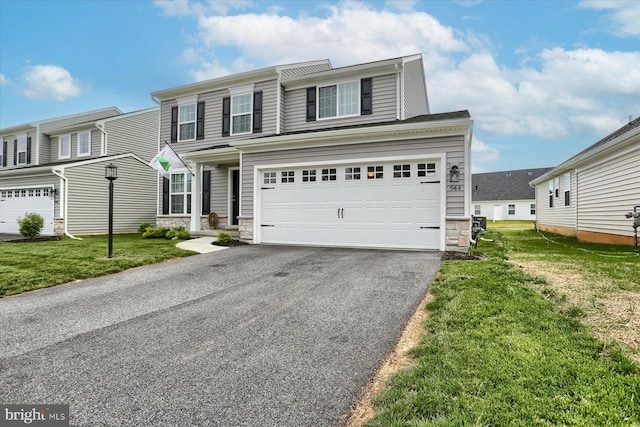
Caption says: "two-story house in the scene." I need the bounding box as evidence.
[151,54,474,251]
[0,107,158,237]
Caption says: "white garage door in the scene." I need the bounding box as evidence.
[0,187,55,235]
[258,159,442,250]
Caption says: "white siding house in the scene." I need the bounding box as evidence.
[472,168,552,221]
[530,116,640,245]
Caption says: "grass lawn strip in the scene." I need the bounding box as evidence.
[0,234,196,297]
[365,229,640,426]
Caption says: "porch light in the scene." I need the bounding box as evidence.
[105,163,118,181]
[449,165,460,182]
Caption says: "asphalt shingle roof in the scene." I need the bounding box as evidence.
[472,167,553,201]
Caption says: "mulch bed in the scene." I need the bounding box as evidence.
[441,251,483,261]
[5,236,62,243]
[212,239,249,247]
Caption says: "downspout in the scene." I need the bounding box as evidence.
[96,122,107,155]
[51,168,82,240]
[276,71,282,134]
[395,64,401,120]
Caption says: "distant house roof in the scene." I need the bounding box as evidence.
[472,168,553,201]
[531,115,640,186]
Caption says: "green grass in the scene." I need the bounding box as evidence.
[366,230,640,426]
[0,234,196,297]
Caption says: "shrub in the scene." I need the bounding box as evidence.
[165,228,190,240]
[142,227,170,239]
[216,232,233,244]
[17,213,45,240]
[138,222,153,233]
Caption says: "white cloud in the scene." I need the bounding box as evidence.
[580,0,640,36]
[154,0,252,17]
[21,65,85,101]
[471,137,499,172]
[0,74,9,86]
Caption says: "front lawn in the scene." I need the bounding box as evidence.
[0,234,196,297]
[365,229,640,426]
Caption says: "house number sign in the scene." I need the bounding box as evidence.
[449,185,462,191]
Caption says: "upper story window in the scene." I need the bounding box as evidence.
[307,78,371,122]
[78,131,91,156]
[16,134,29,164]
[171,95,205,143]
[318,81,359,119]
[231,93,252,135]
[179,103,196,141]
[0,141,5,167]
[59,134,71,159]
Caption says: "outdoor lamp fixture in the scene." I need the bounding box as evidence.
[105,163,118,258]
[449,165,460,182]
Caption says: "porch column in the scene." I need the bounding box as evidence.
[190,162,202,232]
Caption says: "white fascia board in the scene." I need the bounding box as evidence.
[96,107,159,125]
[275,59,332,73]
[52,153,150,171]
[0,166,56,177]
[0,123,37,136]
[530,126,640,186]
[180,147,240,163]
[231,118,473,153]
[282,63,398,91]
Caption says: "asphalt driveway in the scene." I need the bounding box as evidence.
[0,245,440,426]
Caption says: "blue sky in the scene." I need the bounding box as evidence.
[1,0,638,172]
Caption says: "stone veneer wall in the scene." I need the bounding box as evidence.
[156,216,230,231]
[238,217,254,242]
[446,218,471,252]
[53,219,64,236]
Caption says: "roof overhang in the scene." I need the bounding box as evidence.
[530,125,640,186]
[180,146,240,164]
[231,117,473,154]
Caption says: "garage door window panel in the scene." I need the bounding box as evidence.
[393,164,411,178]
[417,163,436,177]
[264,172,276,184]
[322,168,337,181]
[302,170,316,182]
[345,167,361,180]
[367,166,384,179]
[281,171,295,183]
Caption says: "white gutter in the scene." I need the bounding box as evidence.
[395,64,401,120]
[95,122,107,155]
[50,168,82,240]
[276,71,282,135]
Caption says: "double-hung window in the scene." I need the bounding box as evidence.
[508,204,516,215]
[59,134,71,159]
[17,134,28,164]
[78,131,91,156]
[231,93,252,135]
[178,103,196,141]
[318,81,359,119]
[170,172,192,215]
[0,141,4,167]
[564,173,570,206]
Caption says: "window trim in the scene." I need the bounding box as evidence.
[508,204,516,215]
[530,203,536,215]
[77,130,91,157]
[177,103,196,142]
[58,134,71,160]
[474,205,481,216]
[169,172,192,215]
[0,141,5,168]
[564,173,570,206]
[317,80,360,120]
[230,92,253,136]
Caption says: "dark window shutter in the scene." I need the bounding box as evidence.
[26,137,32,164]
[306,87,316,122]
[162,177,170,215]
[222,97,231,137]
[170,106,178,143]
[361,78,373,115]
[202,170,211,215]
[2,141,6,167]
[13,140,17,165]
[253,91,263,133]
[196,102,205,140]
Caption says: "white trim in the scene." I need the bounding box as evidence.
[316,79,360,121]
[77,130,91,157]
[228,167,240,226]
[0,184,55,191]
[177,94,198,106]
[230,92,253,136]
[252,153,446,250]
[239,152,243,218]
[58,133,71,160]
[16,133,28,165]
[229,83,255,96]
[190,163,202,231]
[177,103,197,142]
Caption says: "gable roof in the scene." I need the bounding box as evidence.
[531,115,640,185]
[472,168,553,201]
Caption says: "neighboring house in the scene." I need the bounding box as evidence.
[530,116,640,246]
[151,54,474,251]
[472,168,552,221]
[0,107,159,237]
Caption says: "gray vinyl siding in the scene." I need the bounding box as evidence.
[0,130,38,169]
[241,135,465,217]
[160,79,278,156]
[103,109,159,161]
[282,74,398,133]
[64,156,156,234]
[576,145,640,236]
[38,133,51,165]
[403,58,429,117]
[38,108,120,135]
[0,173,60,217]
[535,172,577,229]
[209,165,230,217]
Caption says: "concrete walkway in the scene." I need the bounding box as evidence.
[176,236,228,253]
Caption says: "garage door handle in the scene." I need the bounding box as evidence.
[420,226,440,229]
[261,187,275,190]
[261,224,275,227]
[421,181,440,184]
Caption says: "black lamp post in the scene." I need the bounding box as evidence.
[105,163,118,258]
